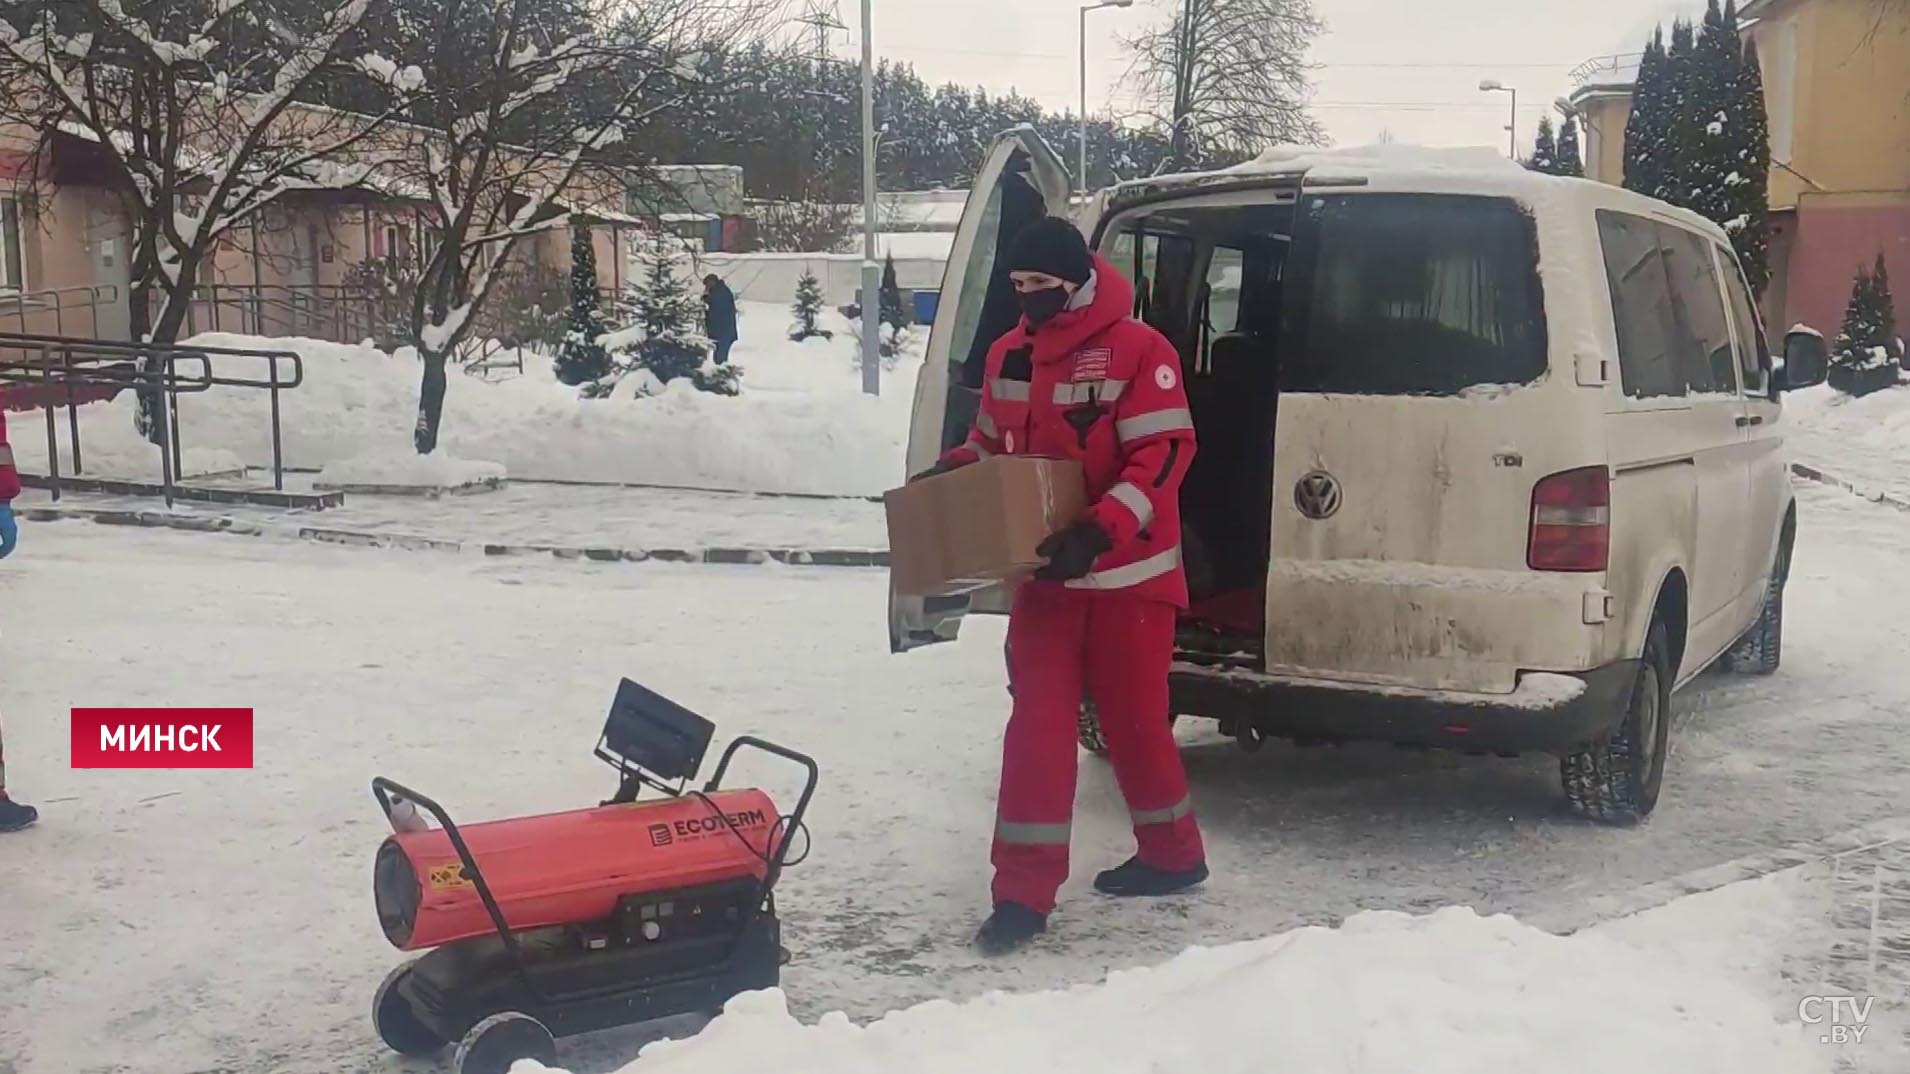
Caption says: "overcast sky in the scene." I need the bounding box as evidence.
[840,0,1708,160]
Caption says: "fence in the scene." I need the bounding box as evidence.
[0,332,303,506]
[0,284,124,341]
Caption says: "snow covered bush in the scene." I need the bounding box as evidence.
[340,255,419,354]
[790,270,831,342]
[1829,254,1902,397]
[555,220,614,385]
[485,264,571,355]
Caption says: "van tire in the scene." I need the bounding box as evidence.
[1722,545,1788,676]
[1078,700,1177,756]
[1561,621,1672,825]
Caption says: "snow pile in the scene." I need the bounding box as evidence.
[315,447,505,489]
[1784,380,1910,502]
[19,305,920,497]
[554,908,1816,1074]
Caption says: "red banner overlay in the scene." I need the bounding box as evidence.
[71,709,255,769]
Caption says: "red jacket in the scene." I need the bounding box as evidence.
[0,408,19,502]
[941,255,1195,607]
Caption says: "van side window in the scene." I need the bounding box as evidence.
[1205,246,1245,337]
[1659,226,1739,395]
[1717,244,1771,394]
[1280,194,1547,396]
[1597,210,1686,399]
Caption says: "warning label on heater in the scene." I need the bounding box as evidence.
[427,863,471,891]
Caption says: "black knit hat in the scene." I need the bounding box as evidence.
[1008,217,1092,286]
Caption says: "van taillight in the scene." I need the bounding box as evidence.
[1528,467,1609,572]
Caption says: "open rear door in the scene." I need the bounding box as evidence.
[889,127,1072,653]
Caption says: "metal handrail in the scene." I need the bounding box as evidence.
[0,332,303,506]
[0,283,124,341]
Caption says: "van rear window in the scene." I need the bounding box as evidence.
[1280,194,1548,396]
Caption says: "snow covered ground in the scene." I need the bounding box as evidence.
[6,303,922,498]
[3,480,1909,1074]
[1785,380,1910,503]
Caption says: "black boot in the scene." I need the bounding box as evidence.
[1093,856,1208,897]
[0,796,39,833]
[974,902,1047,956]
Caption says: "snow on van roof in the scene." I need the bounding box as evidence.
[1227,143,1526,179]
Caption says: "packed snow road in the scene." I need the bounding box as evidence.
[2,481,1907,1074]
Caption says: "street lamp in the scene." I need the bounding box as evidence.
[859,0,879,395]
[1479,79,1517,160]
[1079,0,1133,196]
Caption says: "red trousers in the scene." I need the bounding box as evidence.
[992,583,1204,913]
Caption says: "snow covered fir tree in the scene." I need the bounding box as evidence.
[1623,0,1771,292]
[791,270,830,342]
[1527,118,1559,175]
[613,230,739,395]
[1829,254,1903,396]
[879,255,908,333]
[555,220,613,386]
[1555,115,1585,178]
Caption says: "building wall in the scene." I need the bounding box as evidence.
[1576,95,1633,187]
[1746,0,1910,211]
[1786,192,1910,340]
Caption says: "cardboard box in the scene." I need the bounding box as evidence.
[885,456,1088,597]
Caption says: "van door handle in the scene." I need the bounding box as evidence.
[1736,415,1764,427]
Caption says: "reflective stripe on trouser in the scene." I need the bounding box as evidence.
[992,584,1204,913]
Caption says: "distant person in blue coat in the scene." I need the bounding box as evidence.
[703,275,738,365]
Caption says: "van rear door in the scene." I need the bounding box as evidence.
[1265,191,1595,694]
[889,128,1072,653]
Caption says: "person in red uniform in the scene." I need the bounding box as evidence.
[0,406,34,831]
[918,217,1207,954]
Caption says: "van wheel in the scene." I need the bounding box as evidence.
[1722,545,1788,675]
[1077,700,1178,756]
[1561,621,1672,825]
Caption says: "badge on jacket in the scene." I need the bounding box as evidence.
[1071,348,1112,382]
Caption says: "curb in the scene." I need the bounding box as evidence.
[27,506,890,569]
[1790,462,1910,514]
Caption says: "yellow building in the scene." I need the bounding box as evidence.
[1569,0,1910,336]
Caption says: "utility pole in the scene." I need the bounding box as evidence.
[859,0,879,395]
[1078,0,1133,196]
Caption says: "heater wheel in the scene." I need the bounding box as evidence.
[454,1012,558,1074]
[372,959,444,1057]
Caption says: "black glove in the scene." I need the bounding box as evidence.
[1035,521,1113,582]
[909,457,969,484]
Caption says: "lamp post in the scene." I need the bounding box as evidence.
[859,0,879,395]
[1079,0,1133,196]
[1479,79,1517,160]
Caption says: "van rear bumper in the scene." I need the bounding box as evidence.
[1167,659,1640,755]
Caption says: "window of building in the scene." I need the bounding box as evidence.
[0,196,23,292]
[1763,26,1796,165]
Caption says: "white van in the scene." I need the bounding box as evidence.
[891,131,1830,824]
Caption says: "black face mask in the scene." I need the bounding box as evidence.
[1018,286,1070,328]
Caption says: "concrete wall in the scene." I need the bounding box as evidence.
[696,251,948,307]
[1576,94,1633,187]
[1784,192,1910,339]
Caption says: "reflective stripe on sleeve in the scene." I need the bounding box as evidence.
[1064,544,1181,591]
[1105,481,1154,529]
[965,437,994,460]
[1130,795,1193,826]
[1116,407,1195,442]
[976,411,998,437]
[0,445,12,468]
[991,378,1032,402]
[995,818,1071,845]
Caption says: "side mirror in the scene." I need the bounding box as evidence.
[1778,329,1829,391]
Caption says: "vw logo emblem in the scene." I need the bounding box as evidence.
[1294,471,1342,520]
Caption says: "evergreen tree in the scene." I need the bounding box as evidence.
[1722,0,1772,295]
[1556,114,1585,177]
[1832,256,1896,375]
[1662,19,1700,208]
[619,230,709,384]
[555,219,613,386]
[1874,253,1898,355]
[790,270,827,342]
[1624,29,1669,197]
[1528,117,1559,174]
[879,254,907,333]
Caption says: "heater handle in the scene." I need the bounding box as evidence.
[370,777,546,1005]
[704,736,820,894]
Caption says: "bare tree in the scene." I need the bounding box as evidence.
[1122,0,1323,170]
[0,0,402,435]
[375,0,762,453]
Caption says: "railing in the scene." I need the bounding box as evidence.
[168,284,398,346]
[1570,53,1643,87]
[0,284,125,341]
[0,332,303,507]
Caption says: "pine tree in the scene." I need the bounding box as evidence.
[1661,19,1701,209]
[619,230,709,384]
[1722,0,1772,296]
[1624,29,1669,197]
[1528,117,1559,174]
[555,219,613,386]
[879,254,907,333]
[790,270,827,342]
[1832,256,1896,376]
[1556,114,1586,177]
[1874,253,1898,355]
